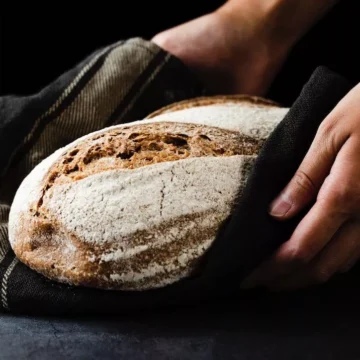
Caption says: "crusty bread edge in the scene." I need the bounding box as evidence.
[146,95,282,119]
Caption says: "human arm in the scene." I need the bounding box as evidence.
[152,0,339,95]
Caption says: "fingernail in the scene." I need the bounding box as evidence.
[269,196,292,217]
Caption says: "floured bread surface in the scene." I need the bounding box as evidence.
[146,95,280,118]
[145,101,289,139]
[9,96,288,291]
[34,122,262,197]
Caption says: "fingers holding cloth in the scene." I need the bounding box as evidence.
[242,80,360,291]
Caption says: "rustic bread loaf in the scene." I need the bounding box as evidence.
[8,96,289,291]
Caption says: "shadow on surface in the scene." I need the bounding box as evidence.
[2,269,360,360]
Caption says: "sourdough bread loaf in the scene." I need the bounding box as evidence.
[8,96,289,291]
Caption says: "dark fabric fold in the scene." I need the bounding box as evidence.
[201,66,354,293]
[0,45,113,183]
[0,63,357,315]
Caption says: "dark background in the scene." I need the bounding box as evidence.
[2,2,360,359]
[1,0,360,105]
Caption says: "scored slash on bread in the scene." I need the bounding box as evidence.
[8,96,289,291]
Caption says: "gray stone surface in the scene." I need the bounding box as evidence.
[1,301,360,360]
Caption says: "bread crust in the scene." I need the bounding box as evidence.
[9,96,288,291]
[146,95,280,119]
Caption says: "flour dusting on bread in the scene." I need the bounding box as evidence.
[8,96,288,291]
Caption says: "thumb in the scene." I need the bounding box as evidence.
[269,170,319,219]
[269,121,344,219]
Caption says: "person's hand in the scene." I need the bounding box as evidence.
[241,83,360,291]
[152,6,289,96]
[152,0,338,96]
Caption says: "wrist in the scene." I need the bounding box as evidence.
[217,0,338,52]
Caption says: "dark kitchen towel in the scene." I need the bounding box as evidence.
[0,37,355,315]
